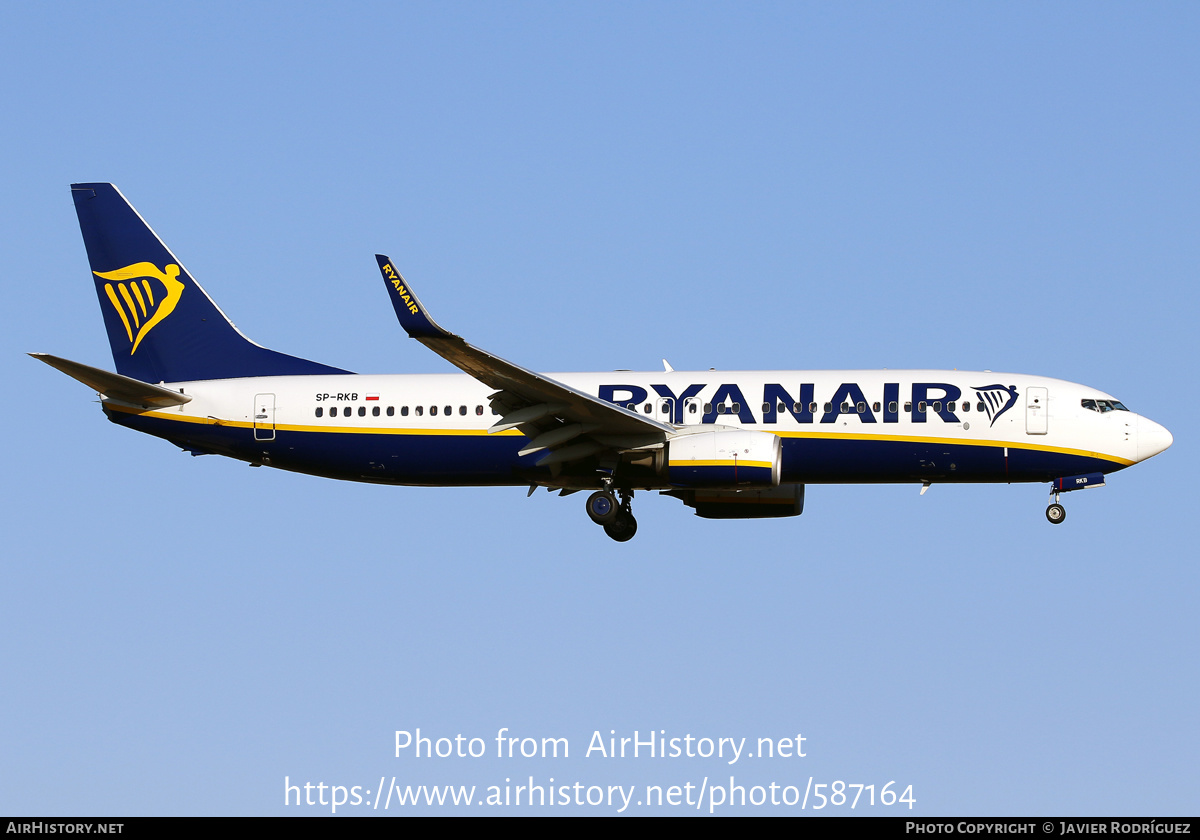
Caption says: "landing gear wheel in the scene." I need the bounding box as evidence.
[586,491,618,525]
[1046,503,1066,524]
[604,512,638,542]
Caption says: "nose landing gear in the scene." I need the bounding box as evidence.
[1044,473,1107,524]
[585,485,637,541]
[1045,487,1068,524]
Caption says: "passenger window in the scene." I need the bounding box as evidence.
[358,406,366,416]
[704,403,712,413]
[732,403,741,413]
[856,401,866,413]
[661,404,670,414]
[445,405,452,416]
[841,402,850,414]
[492,407,499,415]
[431,405,438,416]
[932,401,941,413]
[947,401,956,411]
[627,403,636,410]
[889,401,898,413]
[388,406,396,416]
[416,406,424,416]
[644,403,652,414]
[400,406,408,416]
[459,406,466,416]
[961,401,969,412]
[315,407,323,418]
[918,401,927,413]
[791,402,800,413]
[716,404,726,414]
[823,402,832,413]
[873,402,881,412]
[762,403,771,413]
[372,406,380,417]
[809,402,818,413]
[476,405,483,415]
[688,403,698,414]
[976,402,984,411]
[904,402,912,412]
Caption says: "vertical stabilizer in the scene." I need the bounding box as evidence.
[71,183,350,382]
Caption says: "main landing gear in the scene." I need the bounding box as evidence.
[1046,491,1066,525]
[586,485,637,542]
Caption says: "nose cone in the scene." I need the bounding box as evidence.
[1137,416,1174,462]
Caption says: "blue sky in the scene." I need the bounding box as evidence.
[2,2,1197,815]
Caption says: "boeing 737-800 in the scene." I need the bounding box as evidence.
[33,183,1173,541]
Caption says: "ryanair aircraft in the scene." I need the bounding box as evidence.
[35,183,1173,541]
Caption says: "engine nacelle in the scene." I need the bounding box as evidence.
[666,484,805,519]
[666,430,782,489]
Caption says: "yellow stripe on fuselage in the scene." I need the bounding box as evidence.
[668,460,774,469]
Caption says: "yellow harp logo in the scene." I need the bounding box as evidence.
[94,262,186,354]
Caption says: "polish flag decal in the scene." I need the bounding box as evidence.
[366,393,380,401]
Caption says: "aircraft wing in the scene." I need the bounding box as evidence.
[30,353,193,409]
[375,255,672,466]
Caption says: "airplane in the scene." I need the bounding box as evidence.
[33,183,1173,541]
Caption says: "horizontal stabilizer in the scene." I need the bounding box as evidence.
[30,353,192,409]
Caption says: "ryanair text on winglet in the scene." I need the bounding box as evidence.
[381,262,420,315]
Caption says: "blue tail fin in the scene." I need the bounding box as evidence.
[71,183,350,382]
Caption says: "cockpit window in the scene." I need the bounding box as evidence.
[1083,398,1130,413]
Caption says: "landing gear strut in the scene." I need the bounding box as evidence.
[586,485,637,541]
[1046,491,1066,524]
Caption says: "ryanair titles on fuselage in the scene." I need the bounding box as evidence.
[597,380,1017,426]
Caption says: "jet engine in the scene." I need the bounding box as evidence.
[665,430,782,489]
[664,484,805,519]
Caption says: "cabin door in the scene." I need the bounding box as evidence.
[1026,387,1048,435]
[254,393,276,441]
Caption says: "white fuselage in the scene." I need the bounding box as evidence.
[105,369,1170,488]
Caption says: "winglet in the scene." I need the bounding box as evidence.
[375,255,452,339]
